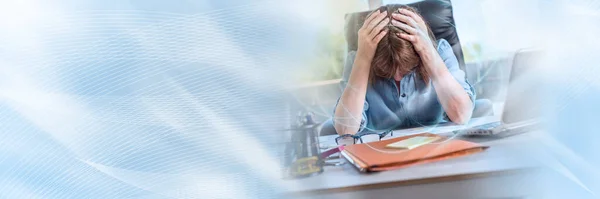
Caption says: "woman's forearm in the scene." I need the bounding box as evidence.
[334,10,389,135]
[422,50,473,124]
[333,54,371,135]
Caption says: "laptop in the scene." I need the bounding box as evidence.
[456,48,544,136]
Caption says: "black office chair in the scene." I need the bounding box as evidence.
[320,0,493,136]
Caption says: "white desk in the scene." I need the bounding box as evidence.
[284,116,546,198]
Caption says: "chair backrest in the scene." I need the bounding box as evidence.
[344,0,466,71]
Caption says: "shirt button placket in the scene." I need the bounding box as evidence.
[400,76,407,100]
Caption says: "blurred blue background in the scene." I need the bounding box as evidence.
[0,0,327,198]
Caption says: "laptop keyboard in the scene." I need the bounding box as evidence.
[458,122,502,136]
[478,122,502,130]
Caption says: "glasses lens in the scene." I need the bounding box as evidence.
[336,136,356,146]
[359,134,381,143]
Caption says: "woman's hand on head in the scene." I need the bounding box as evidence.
[391,8,435,56]
[356,10,389,61]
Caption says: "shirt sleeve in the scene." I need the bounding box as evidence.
[436,39,476,120]
[332,51,368,133]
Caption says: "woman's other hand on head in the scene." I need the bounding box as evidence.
[357,10,389,62]
[391,8,435,56]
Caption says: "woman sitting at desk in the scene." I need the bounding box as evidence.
[333,5,476,143]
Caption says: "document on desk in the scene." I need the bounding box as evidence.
[342,133,488,172]
[385,136,441,150]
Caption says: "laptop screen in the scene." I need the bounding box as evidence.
[502,49,545,125]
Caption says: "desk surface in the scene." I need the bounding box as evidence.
[284,116,544,195]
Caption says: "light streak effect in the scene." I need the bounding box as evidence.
[0,0,324,198]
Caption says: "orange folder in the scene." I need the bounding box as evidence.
[341,133,488,172]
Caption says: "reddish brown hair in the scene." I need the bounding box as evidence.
[369,5,437,84]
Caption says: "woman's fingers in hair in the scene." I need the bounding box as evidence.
[362,10,380,28]
[397,33,416,42]
[391,20,417,35]
[366,11,388,34]
[373,30,388,43]
[392,13,418,28]
[369,17,390,39]
[363,10,383,29]
[398,8,424,24]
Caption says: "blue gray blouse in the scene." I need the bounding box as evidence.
[334,39,475,133]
